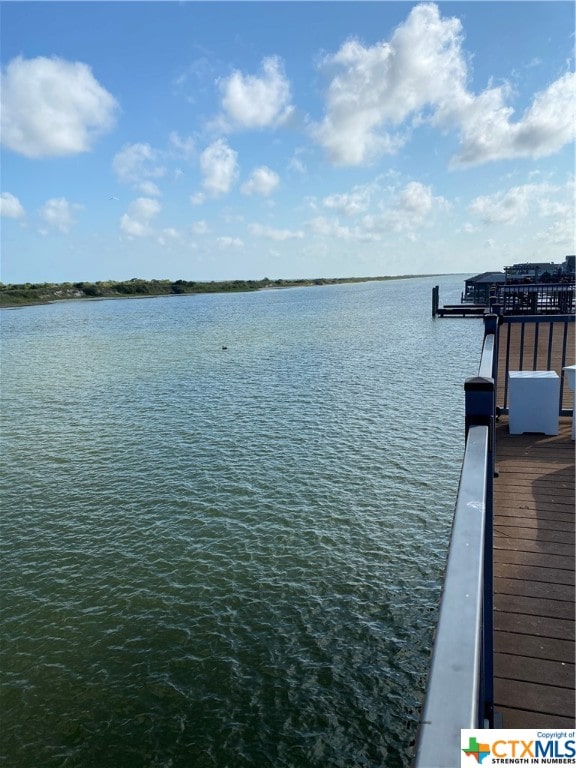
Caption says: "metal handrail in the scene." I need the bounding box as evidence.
[478,334,495,380]
[413,425,489,768]
[413,319,497,767]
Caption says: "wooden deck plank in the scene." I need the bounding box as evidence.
[493,549,574,570]
[495,577,575,602]
[494,512,575,529]
[495,486,574,501]
[494,525,574,543]
[495,454,574,464]
[494,631,575,663]
[495,493,574,507]
[496,460,574,471]
[494,612,574,641]
[494,678,575,718]
[493,537,574,557]
[494,518,575,534]
[494,562,575,586]
[494,708,575,728]
[495,480,574,497]
[495,652,575,689]
[494,593,574,620]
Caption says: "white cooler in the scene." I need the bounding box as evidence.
[508,370,560,435]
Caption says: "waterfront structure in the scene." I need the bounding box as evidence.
[414,311,575,767]
[505,255,575,284]
[434,257,576,317]
[463,272,506,305]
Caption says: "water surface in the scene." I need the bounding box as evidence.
[1,276,480,767]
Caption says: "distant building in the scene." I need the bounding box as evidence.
[504,256,575,284]
[463,256,574,305]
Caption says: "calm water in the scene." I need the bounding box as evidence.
[1,276,480,768]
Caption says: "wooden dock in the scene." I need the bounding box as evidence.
[435,304,486,317]
[492,415,575,725]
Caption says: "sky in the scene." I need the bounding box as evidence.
[0,1,575,284]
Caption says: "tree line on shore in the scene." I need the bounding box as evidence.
[0,275,421,306]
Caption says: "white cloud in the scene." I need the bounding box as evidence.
[322,188,371,217]
[120,196,161,238]
[241,166,280,196]
[112,143,166,185]
[169,131,196,160]
[538,199,571,218]
[156,228,180,247]
[0,192,25,219]
[39,197,79,232]
[1,55,117,158]
[217,236,244,248]
[449,72,576,167]
[468,185,537,225]
[309,216,380,242]
[312,4,465,165]
[469,181,575,250]
[199,139,238,196]
[288,155,307,174]
[537,182,575,247]
[138,181,161,197]
[304,179,445,242]
[191,220,209,235]
[219,56,293,130]
[120,215,150,238]
[190,192,205,206]
[398,181,435,215]
[249,223,304,241]
[536,219,576,247]
[365,181,448,234]
[312,3,575,168]
[469,181,576,253]
[309,217,344,237]
[128,197,161,220]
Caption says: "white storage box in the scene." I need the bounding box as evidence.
[508,371,560,435]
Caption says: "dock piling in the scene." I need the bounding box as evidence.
[432,285,439,318]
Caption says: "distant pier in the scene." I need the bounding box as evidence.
[432,284,486,317]
[432,281,575,318]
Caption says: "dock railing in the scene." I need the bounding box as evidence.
[413,315,498,768]
[435,281,575,317]
[492,282,575,315]
[496,314,575,416]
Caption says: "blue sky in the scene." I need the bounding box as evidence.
[1,1,574,284]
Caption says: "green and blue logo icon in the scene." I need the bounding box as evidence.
[462,736,491,764]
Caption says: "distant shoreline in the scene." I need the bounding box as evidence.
[0,274,445,308]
